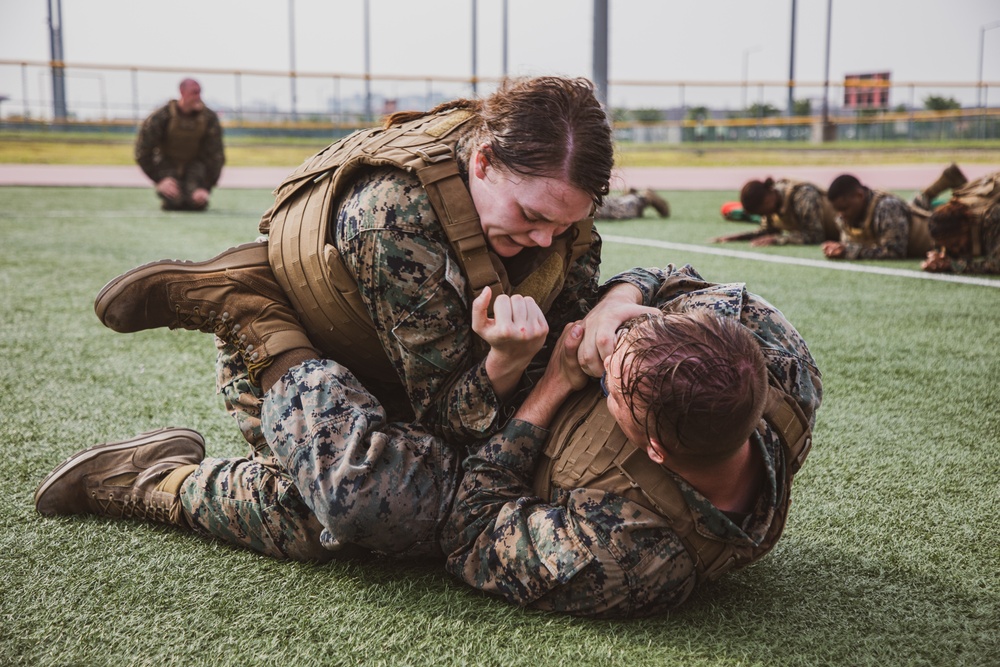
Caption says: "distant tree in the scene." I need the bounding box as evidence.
[792,99,811,116]
[893,103,908,113]
[610,107,630,123]
[632,108,663,122]
[747,102,781,118]
[923,95,961,111]
[687,106,709,122]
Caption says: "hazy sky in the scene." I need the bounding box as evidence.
[2,0,999,116]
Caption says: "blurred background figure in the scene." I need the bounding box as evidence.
[596,187,670,221]
[134,78,225,211]
[923,170,1000,274]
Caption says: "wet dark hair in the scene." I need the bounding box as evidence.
[740,178,776,214]
[928,201,974,242]
[614,311,769,464]
[385,76,614,206]
[827,174,863,201]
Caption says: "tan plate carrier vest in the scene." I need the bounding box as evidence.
[949,171,1000,257]
[776,180,839,240]
[163,100,209,166]
[842,190,933,257]
[258,109,594,384]
[533,380,812,583]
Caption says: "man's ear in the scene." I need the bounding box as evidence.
[646,438,667,465]
[472,144,491,180]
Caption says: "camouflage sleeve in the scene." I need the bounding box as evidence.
[740,294,824,425]
[776,185,827,245]
[599,266,668,306]
[336,167,501,442]
[134,104,170,182]
[951,207,1000,275]
[843,197,910,259]
[442,418,696,618]
[195,109,225,189]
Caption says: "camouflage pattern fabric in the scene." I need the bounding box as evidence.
[441,264,822,617]
[594,192,646,220]
[769,180,830,245]
[179,338,331,562]
[134,101,225,206]
[951,205,1000,275]
[328,165,600,442]
[260,358,460,559]
[838,189,912,259]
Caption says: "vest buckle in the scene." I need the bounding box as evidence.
[416,144,453,164]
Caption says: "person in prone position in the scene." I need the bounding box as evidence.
[36,259,821,618]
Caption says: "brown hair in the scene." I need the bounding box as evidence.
[740,178,775,214]
[614,311,769,464]
[928,200,973,242]
[386,77,613,206]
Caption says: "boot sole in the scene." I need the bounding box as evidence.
[34,427,206,515]
[94,242,269,329]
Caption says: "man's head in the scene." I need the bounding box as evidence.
[602,311,769,468]
[740,178,779,216]
[465,76,614,257]
[827,174,867,225]
[177,78,204,114]
[929,201,975,257]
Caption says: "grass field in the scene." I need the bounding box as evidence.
[1,185,998,666]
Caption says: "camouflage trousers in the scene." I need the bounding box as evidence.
[179,338,459,561]
[156,160,210,210]
[595,192,646,220]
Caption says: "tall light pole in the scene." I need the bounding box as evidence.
[364,0,372,121]
[47,0,67,121]
[501,0,509,78]
[977,20,1000,109]
[471,0,478,95]
[592,0,608,109]
[821,0,833,132]
[787,0,797,117]
[288,0,297,121]
[742,46,761,114]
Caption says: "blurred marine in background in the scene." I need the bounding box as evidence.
[134,78,225,211]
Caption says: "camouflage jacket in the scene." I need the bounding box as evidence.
[331,166,602,442]
[764,180,834,245]
[134,101,225,188]
[950,204,1000,275]
[441,264,822,617]
[837,188,911,259]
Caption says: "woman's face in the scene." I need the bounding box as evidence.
[468,146,594,258]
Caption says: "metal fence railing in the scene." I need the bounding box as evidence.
[2,59,1000,142]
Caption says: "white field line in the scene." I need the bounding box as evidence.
[601,235,1000,290]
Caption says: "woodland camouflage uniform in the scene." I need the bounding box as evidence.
[177,263,820,618]
[134,101,225,209]
[835,188,915,259]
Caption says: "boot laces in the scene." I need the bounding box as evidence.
[96,491,173,524]
[212,315,272,385]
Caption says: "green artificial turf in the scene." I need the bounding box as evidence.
[1,186,997,667]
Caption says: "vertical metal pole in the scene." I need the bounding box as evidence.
[787,0,796,116]
[22,63,29,118]
[471,0,478,95]
[235,72,243,122]
[592,0,608,109]
[47,0,67,120]
[289,0,298,120]
[978,25,986,109]
[501,0,509,79]
[131,68,139,122]
[822,0,832,128]
[364,0,372,121]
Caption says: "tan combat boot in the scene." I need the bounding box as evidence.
[34,427,205,526]
[916,163,968,209]
[642,189,671,218]
[95,242,316,383]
